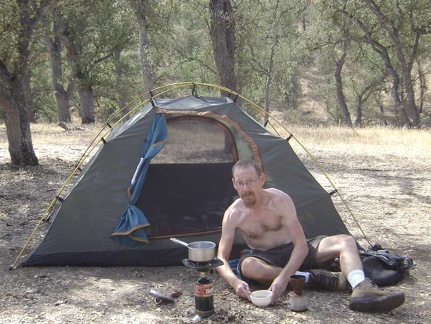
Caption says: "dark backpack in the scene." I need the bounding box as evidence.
[359,243,414,286]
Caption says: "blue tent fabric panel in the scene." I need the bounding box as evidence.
[111,114,168,248]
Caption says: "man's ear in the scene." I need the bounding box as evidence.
[259,173,265,186]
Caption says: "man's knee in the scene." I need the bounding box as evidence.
[337,234,359,251]
[240,257,259,278]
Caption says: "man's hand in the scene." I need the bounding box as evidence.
[234,280,251,301]
[268,276,289,303]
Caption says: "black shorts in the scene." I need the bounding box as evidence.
[238,235,327,277]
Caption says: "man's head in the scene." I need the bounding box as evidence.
[232,159,264,207]
[232,159,262,177]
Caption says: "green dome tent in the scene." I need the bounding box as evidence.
[17,84,351,267]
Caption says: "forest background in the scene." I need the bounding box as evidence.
[1,0,431,167]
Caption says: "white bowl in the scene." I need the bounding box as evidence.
[250,290,272,307]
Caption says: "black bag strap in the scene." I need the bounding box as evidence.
[359,243,414,273]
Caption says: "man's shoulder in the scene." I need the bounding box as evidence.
[264,188,294,210]
[224,199,247,224]
[226,198,244,216]
[265,187,291,200]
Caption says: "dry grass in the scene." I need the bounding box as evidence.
[153,120,233,164]
[279,125,430,158]
[262,124,431,249]
[1,120,429,163]
[0,123,103,164]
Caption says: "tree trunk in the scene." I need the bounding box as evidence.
[417,61,425,115]
[46,9,71,123]
[58,15,95,124]
[47,37,71,123]
[354,81,375,127]
[22,70,36,122]
[363,0,420,127]
[378,99,388,126]
[395,37,420,127]
[61,53,95,125]
[77,83,95,124]
[209,0,238,96]
[390,74,411,127]
[55,83,72,123]
[1,81,38,166]
[0,0,51,166]
[355,95,363,128]
[130,0,154,94]
[334,41,352,127]
[340,9,414,127]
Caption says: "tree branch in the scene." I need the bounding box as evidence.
[94,52,114,64]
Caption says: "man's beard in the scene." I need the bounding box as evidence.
[241,192,256,207]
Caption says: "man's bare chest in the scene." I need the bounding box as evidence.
[239,213,284,239]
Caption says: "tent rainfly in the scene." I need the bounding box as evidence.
[21,95,350,267]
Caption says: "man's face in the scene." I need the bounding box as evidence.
[232,166,262,207]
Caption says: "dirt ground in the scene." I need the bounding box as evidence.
[0,123,430,324]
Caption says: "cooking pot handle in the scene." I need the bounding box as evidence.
[170,237,189,247]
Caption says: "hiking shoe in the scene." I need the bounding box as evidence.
[349,278,405,312]
[307,269,348,291]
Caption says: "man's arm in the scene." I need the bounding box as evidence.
[268,194,309,301]
[217,209,251,300]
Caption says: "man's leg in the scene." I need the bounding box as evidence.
[239,239,348,290]
[299,234,360,291]
[240,257,282,285]
[313,234,363,281]
[314,234,405,312]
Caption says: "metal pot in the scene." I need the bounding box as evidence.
[170,237,216,262]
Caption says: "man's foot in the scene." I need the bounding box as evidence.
[307,269,348,291]
[349,278,405,312]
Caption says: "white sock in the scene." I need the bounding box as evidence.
[295,271,310,283]
[347,269,365,289]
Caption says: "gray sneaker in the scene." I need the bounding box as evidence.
[307,269,348,291]
[349,278,405,312]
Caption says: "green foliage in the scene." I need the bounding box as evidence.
[147,0,217,86]
[1,0,430,127]
[234,0,304,110]
[301,0,431,127]
[0,1,20,69]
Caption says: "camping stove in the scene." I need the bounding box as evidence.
[182,258,224,322]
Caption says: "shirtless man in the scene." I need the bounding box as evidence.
[216,159,405,312]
